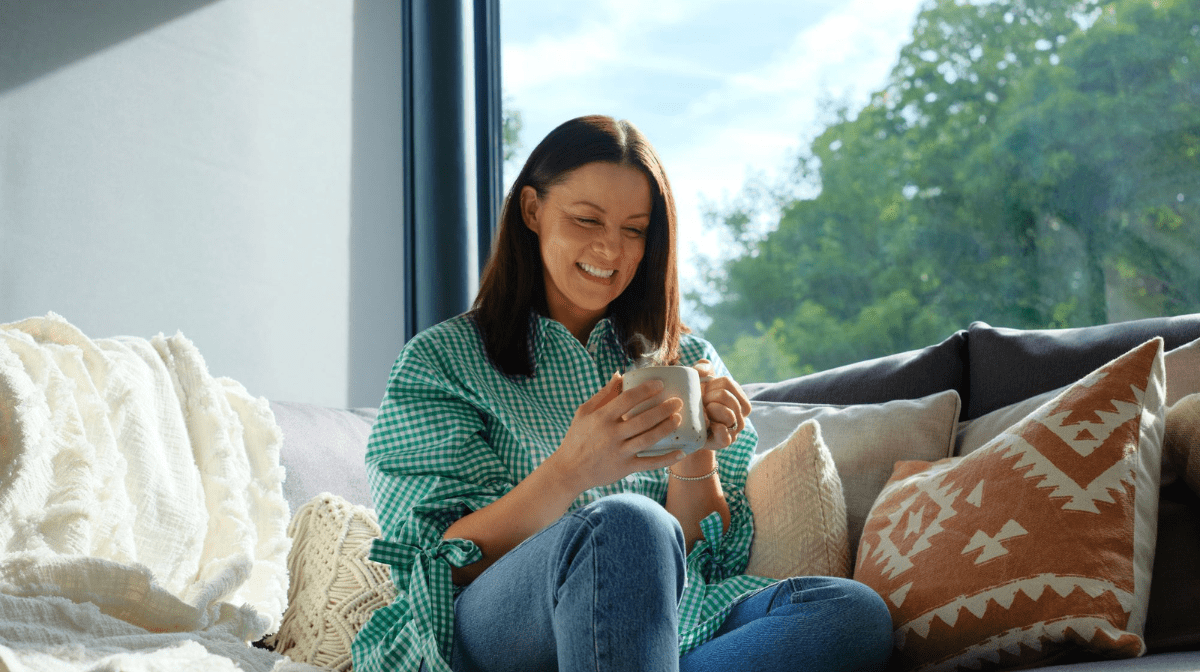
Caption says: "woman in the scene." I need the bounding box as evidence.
[352,115,893,672]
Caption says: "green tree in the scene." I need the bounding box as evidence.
[698,0,1200,384]
[982,0,1200,323]
[503,101,524,169]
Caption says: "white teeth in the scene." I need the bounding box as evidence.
[579,263,615,278]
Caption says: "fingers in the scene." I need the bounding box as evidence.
[705,375,751,416]
[702,386,748,434]
[707,422,734,450]
[610,377,669,419]
[704,399,740,433]
[584,374,685,449]
[695,360,751,414]
[621,397,684,442]
[731,379,752,416]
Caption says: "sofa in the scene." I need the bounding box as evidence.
[268,313,1200,671]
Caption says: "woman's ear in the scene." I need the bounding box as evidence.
[520,185,541,234]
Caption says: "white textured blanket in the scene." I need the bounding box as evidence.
[0,314,316,671]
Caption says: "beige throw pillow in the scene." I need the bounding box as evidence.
[1164,393,1200,495]
[745,419,850,580]
[1166,336,1200,407]
[266,493,395,672]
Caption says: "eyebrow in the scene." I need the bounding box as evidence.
[569,200,651,219]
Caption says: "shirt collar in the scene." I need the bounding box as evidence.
[528,312,626,375]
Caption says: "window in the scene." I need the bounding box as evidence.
[501,0,1199,384]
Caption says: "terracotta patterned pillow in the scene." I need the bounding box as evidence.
[854,338,1167,672]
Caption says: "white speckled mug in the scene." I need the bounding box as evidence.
[622,365,708,457]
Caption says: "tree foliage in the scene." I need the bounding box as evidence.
[502,99,524,173]
[697,0,1200,383]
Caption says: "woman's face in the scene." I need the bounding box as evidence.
[521,161,652,339]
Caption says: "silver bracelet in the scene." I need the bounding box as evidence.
[667,464,719,481]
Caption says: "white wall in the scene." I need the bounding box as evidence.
[0,0,354,407]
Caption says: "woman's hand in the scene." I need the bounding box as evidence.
[545,373,687,495]
[693,359,752,452]
[445,374,686,585]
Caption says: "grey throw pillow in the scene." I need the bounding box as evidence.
[748,389,961,562]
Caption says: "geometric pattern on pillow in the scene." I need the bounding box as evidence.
[745,419,851,580]
[265,493,395,672]
[854,338,1166,672]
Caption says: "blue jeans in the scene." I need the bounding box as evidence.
[679,575,893,671]
[444,493,892,672]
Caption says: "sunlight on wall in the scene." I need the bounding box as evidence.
[0,0,353,406]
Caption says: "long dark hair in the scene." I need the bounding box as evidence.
[472,115,685,377]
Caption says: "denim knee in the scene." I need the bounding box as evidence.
[584,493,682,541]
[555,494,686,592]
[574,494,684,555]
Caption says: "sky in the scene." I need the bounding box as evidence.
[500,0,927,324]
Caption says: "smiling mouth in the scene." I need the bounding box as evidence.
[578,262,616,279]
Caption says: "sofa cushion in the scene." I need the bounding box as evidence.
[748,389,960,561]
[271,401,378,512]
[1035,650,1200,671]
[745,419,850,580]
[854,338,1167,671]
[743,330,969,415]
[965,315,1200,420]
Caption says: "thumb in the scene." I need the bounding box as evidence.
[581,371,623,413]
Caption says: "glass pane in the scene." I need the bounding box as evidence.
[501,0,1200,384]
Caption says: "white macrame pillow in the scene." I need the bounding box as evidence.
[266,494,395,672]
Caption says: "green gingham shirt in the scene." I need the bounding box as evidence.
[351,312,773,672]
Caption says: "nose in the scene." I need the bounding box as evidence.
[591,226,621,259]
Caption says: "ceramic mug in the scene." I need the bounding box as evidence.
[622,365,708,457]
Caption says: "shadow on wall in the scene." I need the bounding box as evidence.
[0,0,220,95]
